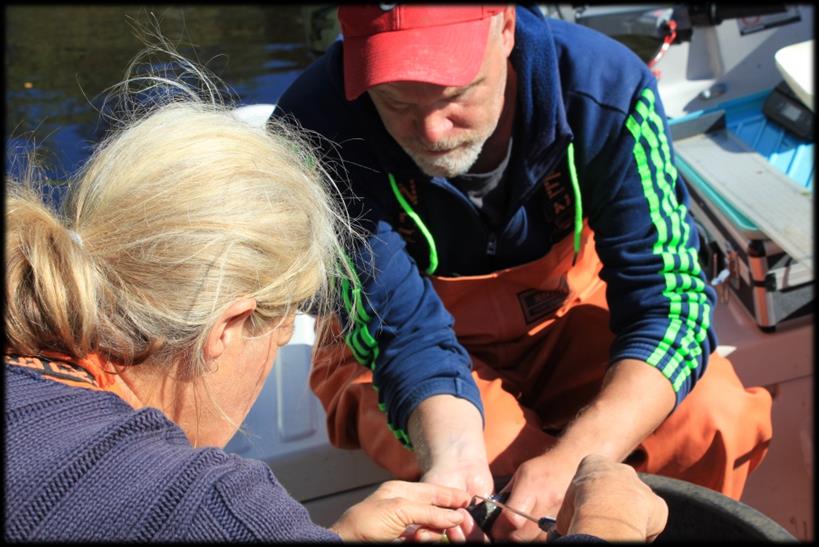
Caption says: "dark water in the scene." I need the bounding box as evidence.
[5,6,657,186]
[5,5,334,183]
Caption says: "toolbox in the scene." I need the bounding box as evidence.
[669,87,814,332]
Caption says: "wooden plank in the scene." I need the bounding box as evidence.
[675,130,814,274]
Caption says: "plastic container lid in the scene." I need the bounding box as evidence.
[775,40,814,111]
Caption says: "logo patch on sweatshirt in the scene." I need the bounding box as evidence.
[541,170,575,239]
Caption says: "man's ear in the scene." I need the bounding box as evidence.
[204,298,257,362]
[501,5,516,55]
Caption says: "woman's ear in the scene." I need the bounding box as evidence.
[275,314,297,347]
[204,298,257,361]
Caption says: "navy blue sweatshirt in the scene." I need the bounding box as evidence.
[274,6,717,443]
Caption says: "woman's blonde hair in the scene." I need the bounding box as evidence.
[5,38,358,378]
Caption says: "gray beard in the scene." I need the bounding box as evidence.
[403,138,487,178]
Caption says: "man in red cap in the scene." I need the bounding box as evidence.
[271,4,773,541]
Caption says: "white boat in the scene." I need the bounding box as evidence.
[227,4,814,540]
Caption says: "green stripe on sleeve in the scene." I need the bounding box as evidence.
[626,87,711,388]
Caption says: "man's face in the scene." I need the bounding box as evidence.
[368,10,515,178]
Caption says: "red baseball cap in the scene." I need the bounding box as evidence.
[338,5,505,101]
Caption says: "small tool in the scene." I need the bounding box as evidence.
[472,494,558,534]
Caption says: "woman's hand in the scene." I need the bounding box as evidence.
[329,480,473,541]
[419,458,493,542]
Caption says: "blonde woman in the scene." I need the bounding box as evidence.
[3,50,475,540]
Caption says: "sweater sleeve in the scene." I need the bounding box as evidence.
[582,76,718,409]
[553,533,609,543]
[337,214,484,447]
[186,454,341,542]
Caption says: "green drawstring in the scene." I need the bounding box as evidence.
[566,142,583,265]
[388,145,581,272]
[388,173,439,275]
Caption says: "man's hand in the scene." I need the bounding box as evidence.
[557,454,668,542]
[408,394,494,496]
[407,394,494,541]
[329,480,471,541]
[420,457,494,542]
[490,450,580,541]
[421,455,494,499]
[491,359,676,541]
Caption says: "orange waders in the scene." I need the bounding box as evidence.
[310,227,773,499]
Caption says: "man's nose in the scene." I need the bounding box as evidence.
[416,109,453,146]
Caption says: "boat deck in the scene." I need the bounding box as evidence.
[711,288,813,540]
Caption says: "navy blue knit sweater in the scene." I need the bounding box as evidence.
[4,365,341,542]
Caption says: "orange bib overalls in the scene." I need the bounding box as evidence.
[310,226,772,499]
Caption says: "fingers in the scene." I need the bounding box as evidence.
[407,516,489,544]
[389,499,465,532]
[489,458,567,542]
[646,488,669,542]
[490,489,548,542]
[555,479,577,536]
[375,480,472,508]
[420,470,467,493]
[421,460,494,498]
[465,469,495,499]
[334,484,472,541]
[445,508,490,543]
[560,454,669,542]
[414,529,449,542]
